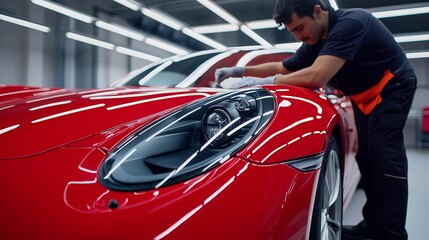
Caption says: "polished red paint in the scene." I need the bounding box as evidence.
[0,49,359,239]
[0,86,211,158]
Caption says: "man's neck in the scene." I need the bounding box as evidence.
[321,10,330,40]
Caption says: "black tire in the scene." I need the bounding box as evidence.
[309,137,343,240]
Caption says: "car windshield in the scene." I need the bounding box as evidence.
[120,52,220,87]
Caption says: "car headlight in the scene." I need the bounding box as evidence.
[202,100,240,147]
[99,88,275,191]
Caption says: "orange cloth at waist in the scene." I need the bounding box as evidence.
[349,70,395,115]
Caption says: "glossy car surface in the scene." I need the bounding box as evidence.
[0,48,360,239]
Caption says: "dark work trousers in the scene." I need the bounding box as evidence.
[352,69,417,240]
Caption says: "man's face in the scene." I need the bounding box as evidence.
[284,11,324,45]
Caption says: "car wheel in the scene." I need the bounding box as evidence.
[309,137,342,240]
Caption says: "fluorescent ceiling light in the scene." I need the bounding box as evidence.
[246,20,277,30]
[115,47,161,62]
[372,6,429,18]
[0,14,50,33]
[395,33,429,43]
[31,0,94,23]
[406,51,429,59]
[274,42,303,50]
[95,20,144,41]
[141,8,183,30]
[328,0,339,10]
[182,27,227,50]
[193,24,239,34]
[196,0,240,25]
[66,32,115,50]
[145,37,189,55]
[240,25,272,48]
[113,0,140,11]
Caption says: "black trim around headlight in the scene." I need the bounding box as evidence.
[99,88,275,191]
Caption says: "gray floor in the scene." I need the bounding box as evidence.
[343,148,429,239]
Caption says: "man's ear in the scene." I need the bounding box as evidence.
[313,5,322,18]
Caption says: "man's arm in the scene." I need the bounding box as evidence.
[244,62,292,77]
[274,55,346,89]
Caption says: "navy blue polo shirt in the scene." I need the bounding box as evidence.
[282,7,411,95]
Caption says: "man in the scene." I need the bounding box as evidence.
[215,0,417,239]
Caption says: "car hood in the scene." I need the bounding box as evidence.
[0,85,221,159]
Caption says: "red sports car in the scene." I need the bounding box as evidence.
[0,48,360,239]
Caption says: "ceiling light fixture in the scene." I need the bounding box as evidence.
[240,25,272,48]
[115,47,161,62]
[95,20,145,41]
[31,0,94,23]
[274,42,303,50]
[196,0,240,25]
[395,33,429,43]
[372,6,429,18]
[246,20,277,30]
[65,32,115,50]
[0,14,50,33]
[182,27,227,50]
[145,37,189,55]
[406,51,429,59]
[113,0,140,11]
[141,8,183,31]
[328,0,339,10]
[193,24,239,34]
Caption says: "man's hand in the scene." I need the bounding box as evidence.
[214,67,244,87]
[220,76,275,89]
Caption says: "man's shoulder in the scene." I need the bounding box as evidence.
[336,8,374,22]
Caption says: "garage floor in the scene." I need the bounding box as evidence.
[343,148,429,240]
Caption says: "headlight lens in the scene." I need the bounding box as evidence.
[99,88,275,191]
[202,100,240,147]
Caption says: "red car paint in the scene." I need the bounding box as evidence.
[0,49,360,239]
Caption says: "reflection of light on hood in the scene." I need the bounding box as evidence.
[26,93,76,103]
[252,117,314,154]
[29,100,71,111]
[87,90,191,100]
[33,89,69,97]
[107,93,209,110]
[155,176,236,239]
[156,158,249,239]
[78,87,117,95]
[81,88,175,98]
[31,104,105,123]
[0,105,15,111]
[261,130,326,163]
[0,124,20,135]
[279,100,291,107]
[281,95,323,115]
[155,204,204,240]
[0,88,50,97]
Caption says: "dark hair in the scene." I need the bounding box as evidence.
[273,0,328,24]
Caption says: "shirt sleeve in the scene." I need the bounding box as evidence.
[319,18,366,61]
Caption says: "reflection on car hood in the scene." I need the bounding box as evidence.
[0,85,224,159]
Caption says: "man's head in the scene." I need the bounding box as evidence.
[274,0,329,45]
